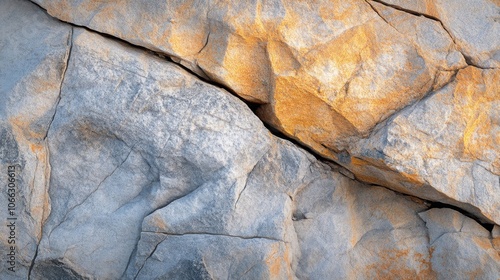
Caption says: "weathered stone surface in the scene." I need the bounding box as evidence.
[350,67,500,224]
[374,0,500,68]
[493,225,500,251]
[0,0,71,278]
[31,27,273,279]
[419,208,500,279]
[294,176,434,279]
[31,0,467,141]
[2,1,500,279]
[28,26,312,278]
[128,234,291,279]
[29,0,500,226]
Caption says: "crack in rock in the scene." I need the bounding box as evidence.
[141,231,286,243]
[29,25,74,280]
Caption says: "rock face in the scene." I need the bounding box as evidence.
[31,0,500,225]
[1,0,499,279]
[350,67,500,223]
[0,0,71,278]
[419,208,500,278]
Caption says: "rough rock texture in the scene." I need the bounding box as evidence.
[0,0,71,277]
[31,0,500,225]
[1,0,499,279]
[351,67,500,223]
[419,208,500,278]
[375,0,500,68]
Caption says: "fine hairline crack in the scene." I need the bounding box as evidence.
[43,27,73,141]
[141,231,286,243]
[366,0,497,71]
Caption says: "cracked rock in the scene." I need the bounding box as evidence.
[1,1,500,279]
[28,0,500,230]
[0,0,71,278]
[371,0,500,68]
[419,208,500,279]
[350,67,500,224]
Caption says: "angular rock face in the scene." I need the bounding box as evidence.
[375,0,500,68]
[31,0,500,225]
[350,66,500,223]
[419,208,500,278]
[1,0,499,279]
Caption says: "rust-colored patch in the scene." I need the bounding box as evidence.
[423,0,441,18]
[455,68,500,171]
[492,238,500,251]
[364,248,435,280]
[30,143,43,153]
[264,243,288,279]
[149,215,167,231]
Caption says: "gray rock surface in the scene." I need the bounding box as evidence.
[32,27,272,279]
[294,175,434,279]
[0,0,71,278]
[1,1,499,279]
[419,208,500,279]
[374,0,500,68]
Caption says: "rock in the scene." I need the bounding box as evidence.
[493,225,500,251]
[31,0,467,145]
[127,234,291,279]
[419,208,500,279]
[294,178,434,279]
[350,66,500,224]
[0,0,71,278]
[31,27,272,279]
[30,0,500,225]
[23,24,445,279]
[371,0,500,68]
[2,1,500,279]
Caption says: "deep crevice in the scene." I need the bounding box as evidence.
[29,0,260,111]
[262,122,333,164]
[375,182,497,231]
[427,202,495,232]
[369,182,497,232]
[29,0,345,176]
